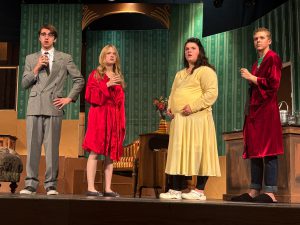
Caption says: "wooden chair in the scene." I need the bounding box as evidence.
[112,139,140,197]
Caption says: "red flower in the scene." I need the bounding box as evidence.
[153,96,168,119]
[158,102,165,110]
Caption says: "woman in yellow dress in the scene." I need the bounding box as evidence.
[160,37,221,200]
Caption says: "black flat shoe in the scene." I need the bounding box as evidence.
[103,192,120,197]
[253,193,277,203]
[231,193,254,202]
[86,191,103,197]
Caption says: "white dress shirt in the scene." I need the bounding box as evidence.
[41,48,54,72]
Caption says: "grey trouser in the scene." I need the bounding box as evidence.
[25,115,62,189]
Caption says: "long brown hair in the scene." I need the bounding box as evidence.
[183,37,215,74]
[95,44,125,88]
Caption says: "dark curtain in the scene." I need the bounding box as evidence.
[0,69,17,109]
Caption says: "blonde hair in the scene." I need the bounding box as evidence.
[95,44,125,88]
[253,27,272,40]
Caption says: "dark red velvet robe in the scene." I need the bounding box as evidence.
[82,70,125,161]
[243,50,284,159]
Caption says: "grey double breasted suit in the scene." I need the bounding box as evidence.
[22,50,84,190]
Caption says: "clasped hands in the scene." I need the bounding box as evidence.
[182,105,192,116]
[167,104,192,119]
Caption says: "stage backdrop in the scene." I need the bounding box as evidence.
[17,4,82,120]
[85,30,169,145]
[16,2,300,154]
[168,1,300,155]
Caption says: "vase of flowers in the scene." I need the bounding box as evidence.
[153,96,168,133]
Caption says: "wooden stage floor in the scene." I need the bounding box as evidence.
[0,193,300,225]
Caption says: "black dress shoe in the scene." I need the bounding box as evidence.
[231,193,254,202]
[86,191,103,197]
[103,192,120,197]
[253,193,277,203]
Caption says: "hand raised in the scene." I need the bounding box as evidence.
[33,55,49,74]
[107,75,122,87]
[240,68,251,79]
[240,67,257,84]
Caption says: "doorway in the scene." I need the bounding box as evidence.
[278,62,293,114]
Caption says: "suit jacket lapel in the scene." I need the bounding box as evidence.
[34,52,41,62]
[51,50,61,76]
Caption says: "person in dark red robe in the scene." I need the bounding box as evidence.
[232,27,283,203]
[82,44,126,197]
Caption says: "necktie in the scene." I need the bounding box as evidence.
[44,52,50,75]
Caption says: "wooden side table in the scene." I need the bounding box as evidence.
[223,125,300,203]
[137,133,169,198]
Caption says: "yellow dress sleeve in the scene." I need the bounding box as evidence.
[190,66,218,112]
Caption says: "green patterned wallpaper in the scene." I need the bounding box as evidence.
[17,4,82,119]
[85,30,169,145]
[254,0,300,110]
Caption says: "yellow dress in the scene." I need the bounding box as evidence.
[165,66,221,176]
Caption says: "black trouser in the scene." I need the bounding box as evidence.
[172,175,209,191]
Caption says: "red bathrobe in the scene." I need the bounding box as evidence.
[243,50,284,159]
[82,70,126,161]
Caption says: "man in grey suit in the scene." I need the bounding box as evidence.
[20,24,85,195]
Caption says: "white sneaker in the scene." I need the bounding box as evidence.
[159,189,182,199]
[47,190,59,195]
[20,186,36,195]
[46,186,59,195]
[181,190,206,200]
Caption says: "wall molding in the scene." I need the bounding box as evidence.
[82,3,170,30]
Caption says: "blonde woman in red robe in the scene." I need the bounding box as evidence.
[83,44,125,197]
[232,28,283,203]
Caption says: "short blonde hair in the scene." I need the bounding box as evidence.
[253,27,272,40]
